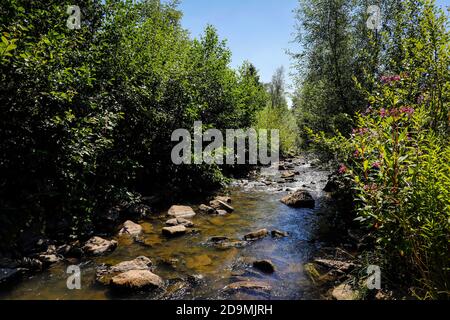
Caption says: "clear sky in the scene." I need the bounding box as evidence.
[179,0,299,92]
[179,0,449,96]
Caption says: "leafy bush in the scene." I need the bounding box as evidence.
[0,0,268,248]
[311,83,449,299]
[255,106,299,157]
[306,0,449,298]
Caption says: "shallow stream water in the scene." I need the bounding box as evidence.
[1,157,335,300]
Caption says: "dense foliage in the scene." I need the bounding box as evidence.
[299,0,449,298]
[0,0,268,248]
[0,0,448,300]
[255,66,299,156]
[292,0,367,138]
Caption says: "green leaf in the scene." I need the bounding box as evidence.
[6,44,17,51]
[363,160,369,171]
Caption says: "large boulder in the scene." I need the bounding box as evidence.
[168,205,196,219]
[244,229,269,241]
[280,190,315,209]
[118,221,143,237]
[162,225,187,237]
[110,270,164,290]
[82,237,117,256]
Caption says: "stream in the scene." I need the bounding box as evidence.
[0,156,338,300]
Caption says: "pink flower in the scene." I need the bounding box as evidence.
[389,108,400,118]
[338,164,348,174]
[400,106,415,116]
[363,183,378,193]
[381,75,402,84]
[354,150,360,158]
[372,161,381,169]
[380,108,387,118]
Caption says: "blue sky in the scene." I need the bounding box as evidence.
[179,0,299,91]
[179,0,449,95]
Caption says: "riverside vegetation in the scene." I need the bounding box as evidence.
[0,0,449,300]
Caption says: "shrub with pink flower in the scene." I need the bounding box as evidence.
[352,128,369,136]
[400,106,415,116]
[380,75,402,84]
[389,107,401,118]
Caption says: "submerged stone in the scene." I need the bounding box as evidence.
[244,229,269,241]
[162,225,187,237]
[271,230,288,238]
[224,280,271,293]
[186,254,213,269]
